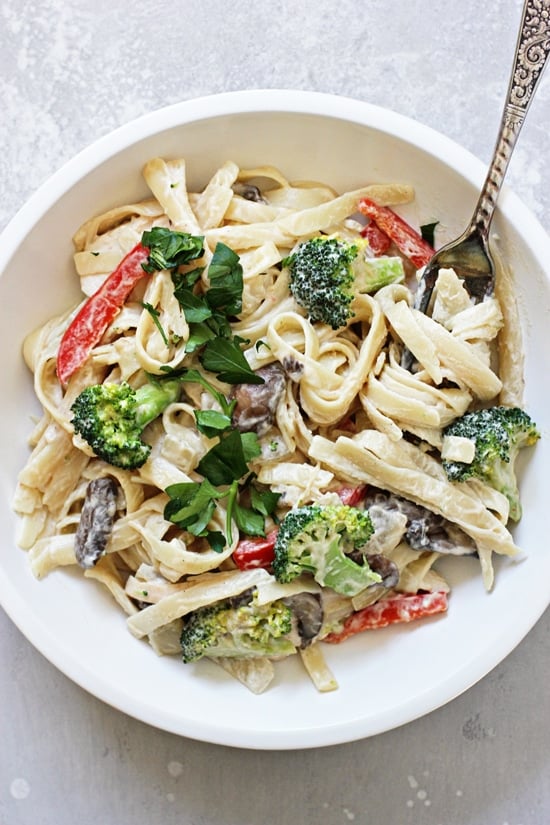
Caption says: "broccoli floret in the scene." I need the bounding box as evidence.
[272,504,379,597]
[71,377,182,469]
[284,235,404,329]
[180,591,296,663]
[442,406,540,521]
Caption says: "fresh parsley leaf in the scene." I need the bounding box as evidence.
[170,243,247,362]
[240,431,262,463]
[177,368,235,417]
[194,409,233,438]
[250,484,281,517]
[183,267,204,286]
[233,334,251,346]
[164,481,234,551]
[204,531,226,553]
[233,502,266,537]
[164,480,223,535]
[224,479,240,545]
[205,311,233,340]
[206,242,244,316]
[141,302,169,346]
[185,311,233,353]
[184,323,217,353]
[172,271,235,352]
[200,338,264,385]
[141,227,204,273]
[172,267,204,293]
[197,428,251,486]
[164,431,274,551]
[175,290,212,324]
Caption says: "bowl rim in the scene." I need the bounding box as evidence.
[1,89,549,749]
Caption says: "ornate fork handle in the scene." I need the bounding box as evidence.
[472,0,550,238]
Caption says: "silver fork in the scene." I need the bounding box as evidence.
[403,0,550,370]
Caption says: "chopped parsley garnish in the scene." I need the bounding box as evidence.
[139,229,275,551]
[141,301,169,346]
[141,227,204,274]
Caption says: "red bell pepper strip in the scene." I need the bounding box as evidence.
[232,528,279,571]
[57,242,150,385]
[323,590,448,644]
[358,198,435,269]
[360,221,392,256]
[337,486,368,507]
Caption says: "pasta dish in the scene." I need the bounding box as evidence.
[12,157,539,693]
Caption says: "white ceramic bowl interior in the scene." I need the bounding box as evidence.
[0,90,548,749]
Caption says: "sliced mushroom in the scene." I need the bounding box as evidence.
[227,588,255,609]
[231,362,286,436]
[281,356,304,381]
[345,549,399,589]
[365,553,399,589]
[284,592,324,648]
[232,182,267,203]
[74,477,118,569]
[366,504,408,555]
[364,488,477,555]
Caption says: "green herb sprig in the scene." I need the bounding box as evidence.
[141,227,204,273]
[141,301,169,346]
[144,230,278,551]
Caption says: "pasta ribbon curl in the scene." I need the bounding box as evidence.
[267,294,386,425]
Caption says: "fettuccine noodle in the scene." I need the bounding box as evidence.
[13,158,531,693]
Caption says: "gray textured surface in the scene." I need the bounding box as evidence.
[1,1,549,823]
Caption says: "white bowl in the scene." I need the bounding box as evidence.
[0,90,548,750]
